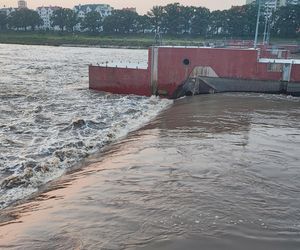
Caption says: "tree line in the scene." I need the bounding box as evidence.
[0,8,42,31]
[0,3,299,38]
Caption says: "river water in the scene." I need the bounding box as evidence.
[0,44,171,208]
[1,45,300,250]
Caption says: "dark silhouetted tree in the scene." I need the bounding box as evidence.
[162,3,182,35]
[147,6,164,33]
[136,15,151,33]
[51,8,66,31]
[0,12,7,30]
[272,5,300,38]
[209,10,228,36]
[82,11,102,33]
[51,8,78,31]
[26,9,43,31]
[191,7,210,36]
[8,9,42,31]
[102,10,138,33]
[65,9,79,32]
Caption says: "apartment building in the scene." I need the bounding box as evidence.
[73,4,112,31]
[73,4,112,19]
[36,6,61,30]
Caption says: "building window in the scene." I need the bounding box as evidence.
[267,63,283,72]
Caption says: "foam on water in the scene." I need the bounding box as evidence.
[0,44,172,208]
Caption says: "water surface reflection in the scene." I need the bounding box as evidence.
[1,94,300,250]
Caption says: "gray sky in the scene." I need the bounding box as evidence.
[1,1,246,13]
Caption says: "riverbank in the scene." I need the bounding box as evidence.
[0,32,299,48]
[0,32,205,48]
[1,94,300,250]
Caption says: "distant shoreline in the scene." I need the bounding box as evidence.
[0,32,299,49]
[0,32,204,49]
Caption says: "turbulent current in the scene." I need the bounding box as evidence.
[0,44,300,250]
[0,44,171,208]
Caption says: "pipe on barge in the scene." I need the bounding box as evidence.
[89,46,300,98]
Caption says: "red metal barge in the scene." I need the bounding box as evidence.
[89,46,300,98]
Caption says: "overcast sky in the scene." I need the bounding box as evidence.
[1,0,246,13]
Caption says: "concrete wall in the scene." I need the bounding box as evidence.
[291,64,300,82]
[256,63,283,81]
[89,47,300,98]
[89,66,151,96]
[152,47,290,96]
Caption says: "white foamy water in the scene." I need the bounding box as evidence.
[0,44,172,208]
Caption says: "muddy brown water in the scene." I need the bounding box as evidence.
[1,93,300,250]
[0,44,171,208]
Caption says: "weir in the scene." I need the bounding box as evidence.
[89,46,300,98]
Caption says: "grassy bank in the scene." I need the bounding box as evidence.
[0,32,208,48]
[0,32,299,48]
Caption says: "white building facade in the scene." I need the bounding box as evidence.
[73,4,112,31]
[73,4,112,18]
[36,6,61,30]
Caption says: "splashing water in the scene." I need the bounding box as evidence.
[0,44,172,208]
